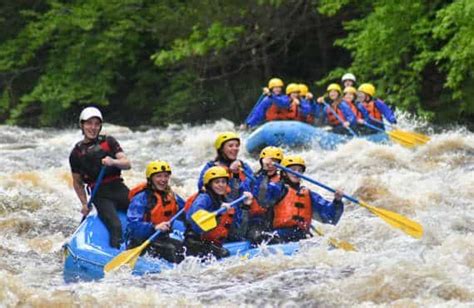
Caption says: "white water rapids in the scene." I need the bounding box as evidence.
[0,118,473,307]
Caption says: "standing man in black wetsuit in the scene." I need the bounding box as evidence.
[69,106,131,248]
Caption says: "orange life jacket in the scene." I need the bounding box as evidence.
[272,186,312,231]
[362,101,383,121]
[345,100,363,120]
[201,208,235,244]
[129,182,178,225]
[265,99,299,121]
[249,173,281,217]
[184,192,199,212]
[184,192,235,244]
[326,103,347,126]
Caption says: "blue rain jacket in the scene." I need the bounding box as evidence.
[245,94,291,127]
[126,190,184,242]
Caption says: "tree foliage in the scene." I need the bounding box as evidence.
[318,0,474,122]
[0,0,472,127]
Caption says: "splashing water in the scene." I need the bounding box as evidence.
[0,119,473,307]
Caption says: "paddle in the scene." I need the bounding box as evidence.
[362,121,418,148]
[323,102,358,137]
[369,117,430,145]
[274,163,423,239]
[80,166,107,223]
[104,207,186,273]
[240,166,355,248]
[192,195,247,232]
[310,221,356,251]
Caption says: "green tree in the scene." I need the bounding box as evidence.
[318,0,474,123]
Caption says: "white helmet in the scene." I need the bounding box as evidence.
[79,107,103,125]
[341,73,356,83]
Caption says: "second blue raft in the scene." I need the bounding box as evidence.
[245,121,389,153]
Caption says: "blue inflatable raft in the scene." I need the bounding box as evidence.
[63,212,302,282]
[245,121,389,153]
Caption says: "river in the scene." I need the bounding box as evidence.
[0,117,473,307]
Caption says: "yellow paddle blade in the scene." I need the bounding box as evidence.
[358,200,423,239]
[387,131,418,148]
[328,237,356,251]
[392,129,430,144]
[104,239,150,273]
[313,226,356,251]
[191,209,217,231]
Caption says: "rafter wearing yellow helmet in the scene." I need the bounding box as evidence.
[214,132,240,151]
[356,83,397,134]
[248,156,345,244]
[244,77,289,128]
[123,160,184,265]
[281,155,306,172]
[146,160,171,178]
[203,166,230,186]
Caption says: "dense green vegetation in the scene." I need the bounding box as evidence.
[0,0,472,127]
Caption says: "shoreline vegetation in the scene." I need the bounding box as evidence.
[0,1,473,128]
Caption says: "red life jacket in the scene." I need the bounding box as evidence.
[362,101,383,121]
[249,173,281,217]
[129,182,178,225]
[265,100,299,121]
[184,192,234,244]
[326,103,347,126]
[272,186,312,231]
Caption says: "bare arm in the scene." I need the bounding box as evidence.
[72,172,89,215]
[102,151,131,170]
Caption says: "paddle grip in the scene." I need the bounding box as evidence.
[215,195,248,216]
[274,163,360,204]
[149,207,186,242]
[323,102,358,137]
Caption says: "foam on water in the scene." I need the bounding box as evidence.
[0,119,473,306]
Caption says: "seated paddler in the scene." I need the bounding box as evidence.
[126,160,185,263]
[242,146,284,245]
[185,166,253,259]
[255,155,345,243]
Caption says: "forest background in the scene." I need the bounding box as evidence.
[0,0,472,128]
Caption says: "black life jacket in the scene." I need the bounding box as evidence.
[73,135,121,185]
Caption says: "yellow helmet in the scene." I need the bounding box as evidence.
[281,155,306,171]
[358,83,376,97]
[259,146,284,160]
[268,78,284,89]
[286,83,300,95]
[146,160,172,178]
[343,86,357,94]
[214,131,240,150]
[327,83,342,94]
[203,166,229,185]
[299,84,309,96]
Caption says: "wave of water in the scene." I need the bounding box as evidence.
[0,118,473,307]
